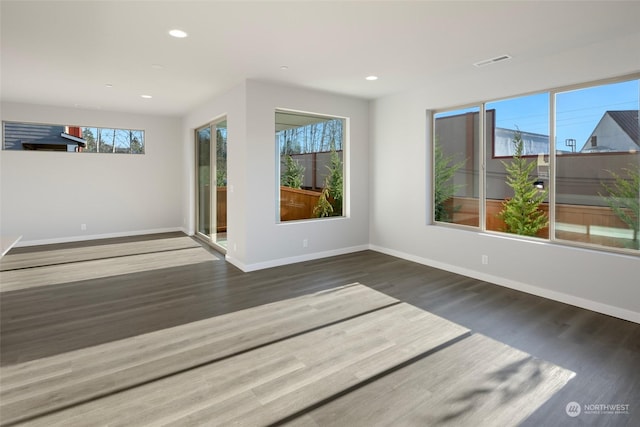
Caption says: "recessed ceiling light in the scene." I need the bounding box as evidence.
[365,75,378,81]
[141,94,153,99]
[169,29,188,38]
[105,83,113,88]
[280,65,289,71]
[151,64,164,70]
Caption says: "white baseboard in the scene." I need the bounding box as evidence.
[369,244,640,324]
[224,255,246,271]
[15,227,185,247]
[230,244,370,273]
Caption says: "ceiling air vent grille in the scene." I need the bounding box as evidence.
[473,54,512,68]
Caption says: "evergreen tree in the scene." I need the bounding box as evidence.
[600,166,640,248]
[314,143,343,217]
[313,186,334,217]
[325,143,343,214]
[434,140,466,222]
[130,136,143,154]
[281,155,304,189]
[498,130,548,236]
[82,128,96,152]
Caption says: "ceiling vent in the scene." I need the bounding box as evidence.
[473,54,512,68]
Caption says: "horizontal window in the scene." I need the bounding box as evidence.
[2,121,144,154]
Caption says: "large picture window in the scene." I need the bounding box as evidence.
[433,75,639,253]
[276,110,345,222]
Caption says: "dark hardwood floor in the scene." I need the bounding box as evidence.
[0,232,638,426]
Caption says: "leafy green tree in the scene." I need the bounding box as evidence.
[600,165,640,248]
[498,130,548,236]
[433,140,466,222]
[281,155,304,189]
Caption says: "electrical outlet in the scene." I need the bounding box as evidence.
[303,238,308,248]
[81,223,87,231]
[482,254,489,265]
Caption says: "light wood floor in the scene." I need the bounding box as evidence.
[0,232,638,426]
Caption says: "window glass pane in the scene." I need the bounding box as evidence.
[276,110,345,221]
[99,128,114,153]
[114,129,130,153]
[433,107,480,227]
[196,126,211,236]
[82,127,98,152]
[555,79,639,250]
[215,121,227,187]
[485,93,550,237]
[215,120,228,247]
[130,130,144,154]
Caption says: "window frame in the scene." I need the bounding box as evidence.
[431,105,484,228]
[2,120,145,154]
[431,72,640,255]
[275,108,348,223]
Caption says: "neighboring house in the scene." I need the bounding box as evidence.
[580,110,640,153]
[493,127,549,157]
[493,110,640,156]
[2,122,85,151]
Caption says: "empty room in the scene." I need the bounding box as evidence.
[1,1,639,426]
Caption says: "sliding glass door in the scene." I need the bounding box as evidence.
[195,118,227,250]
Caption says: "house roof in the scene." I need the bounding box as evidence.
[607,110,640,145]
[2,122,86,151]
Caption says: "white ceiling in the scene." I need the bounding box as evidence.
[2,1,640,116]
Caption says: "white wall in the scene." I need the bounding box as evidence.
[241,80,370,270]
[0,102,183,245]
[184,80,370,271]
[182,83,248,264]
[369,67,640,322]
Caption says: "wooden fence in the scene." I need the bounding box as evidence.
[212,186,322,230]
[280,186,322,221]
[446,196,632,244]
